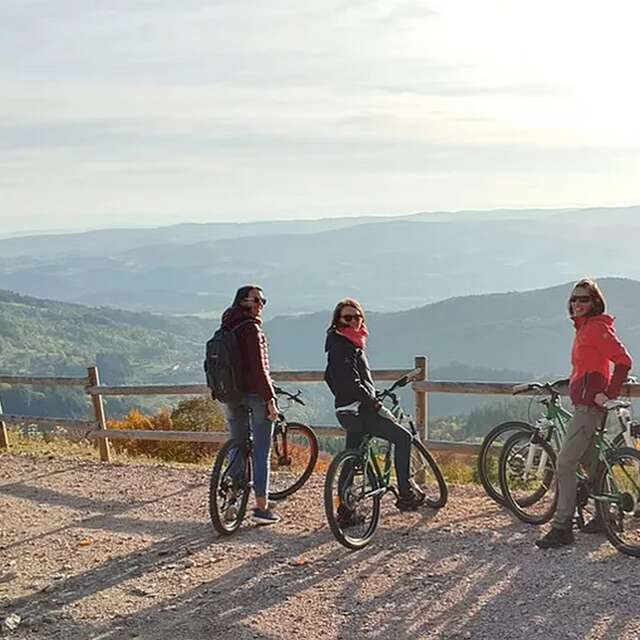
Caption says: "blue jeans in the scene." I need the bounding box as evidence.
[223,394,274,499]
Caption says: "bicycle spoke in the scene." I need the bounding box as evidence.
[324,450,380,549]
[598,449,640,556]
[209,440,251,536]
[499,432,557,524]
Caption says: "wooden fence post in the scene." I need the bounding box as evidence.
[414,355,428,442]
[87,366,111,462]
[0,397,9,451]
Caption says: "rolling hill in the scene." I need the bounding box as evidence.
[1,206,639,315]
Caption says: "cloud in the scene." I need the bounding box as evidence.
[1,1,640,232]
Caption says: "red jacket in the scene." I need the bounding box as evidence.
[569,314,632,407]
[221,306,275,402]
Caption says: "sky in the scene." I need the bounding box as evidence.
[2,0,639,234]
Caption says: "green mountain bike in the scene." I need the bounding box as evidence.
[324,370,447,550]
[499,398,640,557]
[478,378,638,508]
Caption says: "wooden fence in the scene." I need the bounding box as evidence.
[3,356,640,463]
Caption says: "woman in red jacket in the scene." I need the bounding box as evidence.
[536,278,632,549]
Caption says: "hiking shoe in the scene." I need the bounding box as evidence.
[535,527,575,549]
[395,488,426,512]
[336,504,365,529]
[251,508,282,525]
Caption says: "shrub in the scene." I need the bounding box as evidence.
[107,396,226,463]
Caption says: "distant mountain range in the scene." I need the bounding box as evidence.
[2,277,638,420]
[1,205,639,315]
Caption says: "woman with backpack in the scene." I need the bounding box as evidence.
[214,285,280,525]
[324,297,424,524]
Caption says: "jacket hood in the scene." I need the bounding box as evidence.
[221,305,259,329]
[573,313,614,330]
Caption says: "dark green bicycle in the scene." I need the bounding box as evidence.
[324,370,448,550]
[499,399,640,557]
[479,379,639,510]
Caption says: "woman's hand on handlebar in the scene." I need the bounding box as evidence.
[267,398,279,421]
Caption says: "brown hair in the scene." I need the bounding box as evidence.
[568,278,606,317]
[328,298,366,331]
[232,284,264,307]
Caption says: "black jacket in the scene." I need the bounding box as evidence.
[324,330,378,410]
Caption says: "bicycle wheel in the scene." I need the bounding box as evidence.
[499,431,557,525]
[209,438,251,536]
[269,422,319,500]
[477,421,535,506]
[595,447,640,557]
[409,439,448,508]
[324,449,381,550]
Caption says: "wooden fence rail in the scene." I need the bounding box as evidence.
[4,356,638,461]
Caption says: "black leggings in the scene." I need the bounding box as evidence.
[336,408,413,494]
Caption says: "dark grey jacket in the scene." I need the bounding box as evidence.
[324,330,378,410]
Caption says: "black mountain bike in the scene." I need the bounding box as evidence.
[324,370,447,550]
[209,386,318,535]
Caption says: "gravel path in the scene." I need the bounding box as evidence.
[1,453,639,640]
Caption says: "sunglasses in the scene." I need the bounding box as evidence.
[570,295,592,304]
[243,296,267,306]
[340,314,362,322]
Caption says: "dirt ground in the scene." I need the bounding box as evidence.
[1,453,639,640]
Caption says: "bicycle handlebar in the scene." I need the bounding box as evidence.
[273,385,305,405]
[512,378,569,396]
[379,367,423,396]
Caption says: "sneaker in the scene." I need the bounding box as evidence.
[251,508,281,525]
[535,527,575,549]
[336,504,365,529]
[395,488,426,512]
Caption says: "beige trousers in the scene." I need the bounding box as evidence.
[552,405,605,529]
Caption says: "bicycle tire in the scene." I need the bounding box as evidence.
[477,421,535,506]
[324,449,381,550]
[499,431,557,525]
[595,446,640,558]
[409,439,448,509]
[209,438,251,536]
[269,422,319,500]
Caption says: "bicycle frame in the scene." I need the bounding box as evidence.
[516,393,571,483]
[356,375,419,498]
[362,436,394,496]
[512,387,636,484]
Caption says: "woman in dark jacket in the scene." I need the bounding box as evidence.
[536,278,632,549]
[324,297,423,513]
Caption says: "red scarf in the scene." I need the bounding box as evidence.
[336,323,369,349]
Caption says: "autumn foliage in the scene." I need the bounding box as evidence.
[106,396,226,463]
